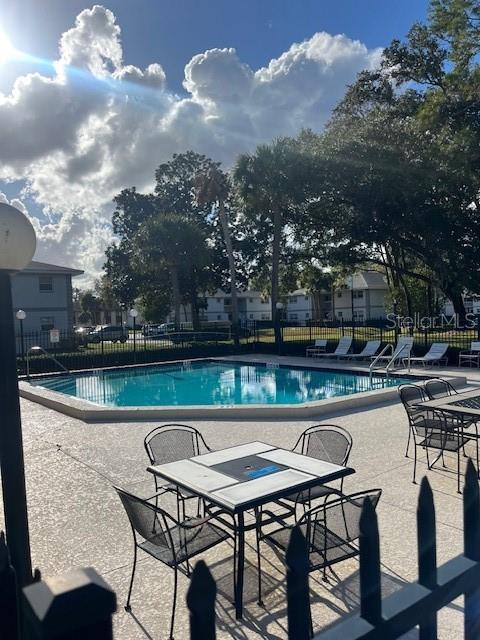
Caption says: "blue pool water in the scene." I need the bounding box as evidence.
[31,361,411,407]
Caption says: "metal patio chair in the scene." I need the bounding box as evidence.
[144,424,212,519]
[115,486,234,640]
[424,378,458,400]
[256,488,382,617]
[399,383,468,484]
[281,425,353,508]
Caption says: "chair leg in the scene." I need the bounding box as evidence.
[125,543,138,611]
[169,566,178,640]
[405,426,411,458]
[413,439,417,484]
[255,508,264,606]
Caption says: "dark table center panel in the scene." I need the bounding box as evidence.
[451,396,480,409]
[211,455,288,483]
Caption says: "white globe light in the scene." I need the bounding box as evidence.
[0,203,36,271]
[16,309,26,320]
[129,308,139,318]
[276,302,284,310]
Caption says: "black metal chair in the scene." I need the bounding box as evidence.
[256,488,382,613]
[424,378,458,400]
[144,424,211,519]
[115,486,233,640]
[398,383,469,484]
[282,425,353,507]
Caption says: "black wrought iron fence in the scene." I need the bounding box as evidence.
[2,462,480,639]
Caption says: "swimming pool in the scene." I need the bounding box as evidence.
[30,360,412,407]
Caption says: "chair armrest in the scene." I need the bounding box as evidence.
[145,487,176,502]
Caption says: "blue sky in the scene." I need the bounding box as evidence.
[0,1,430,281]
[2,0,429,94]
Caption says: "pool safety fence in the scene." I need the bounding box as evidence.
[16,316,480,375]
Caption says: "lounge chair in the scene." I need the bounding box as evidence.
[459,341,480,368]
[371,336,414,367]
[305,339,327,358]
[309,336,352,359]
[341,340,381,361]
[407,342,448,367]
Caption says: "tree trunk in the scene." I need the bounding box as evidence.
[446,287,467,324]
[171,265,181,331]
[218,199,239,342]
[271,207,282,318]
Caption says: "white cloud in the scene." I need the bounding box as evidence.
[0,5,382,284]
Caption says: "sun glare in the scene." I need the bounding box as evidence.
[0,30,15,63]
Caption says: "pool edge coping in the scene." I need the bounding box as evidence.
[18,357,468,422]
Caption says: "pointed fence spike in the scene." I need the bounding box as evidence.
[359,497,382,626]
[417,477,438,640]
[417,476,437,589]
[187,560,216,640]
[464,459,480,562]
[285,525,310,640]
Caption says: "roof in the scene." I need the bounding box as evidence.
[22,260,84,277]
[345,271,388,290]
[207,290,267,299]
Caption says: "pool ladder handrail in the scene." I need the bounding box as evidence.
[369,342,411,380]
[26,345,71,380]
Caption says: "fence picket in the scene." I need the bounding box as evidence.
[187,560,216,640]
[0,531,19,640]
[359,497,382,627]
[417,477,437,640]
[464,459,480,640]
[286,525,311,640]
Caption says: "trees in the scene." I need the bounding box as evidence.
[234,137,315,320]
[194,165,240,336]
[300,0,480,319]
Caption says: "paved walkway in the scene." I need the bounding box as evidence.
[4,363,480,638]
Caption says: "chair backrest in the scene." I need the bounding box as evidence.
[398,383,427,416]
[424,343,448,359]
[334,336,353,355]
[315,339,327,347]
[115,486,173,552]
[393,336,414,358]
[471,341,480,352]
[301,489,382,548]
[144,424,208,466]
[293,424,353,466]
[424,378,456,400]
[360,340,381,356]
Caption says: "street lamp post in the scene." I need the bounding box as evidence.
[129,308,138,364]
[16,309,26,370]
[0,203,35,587]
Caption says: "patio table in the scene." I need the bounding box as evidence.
[417,388,480,492]
[147,440,354,618]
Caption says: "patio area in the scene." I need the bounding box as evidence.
[6,365,480,639]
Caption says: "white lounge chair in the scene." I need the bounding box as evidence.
[407,342,448,367]
[312,336,352,359]
[459,341,480,368]
[371,336,414,367]
[341,340,381,361]
[306,339,327,358]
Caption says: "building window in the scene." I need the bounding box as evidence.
[337,311,343,317]
[337,291,342,298]
[39,275,53,292]
[261,313,270,320]
[306,313,310,318]
[40,316,55,331]
[353,290,364,299]
[249,298,254,303]
[288,296,297,304]
[289,313,298,320]
[217,315,222,320]
[249,313,254,319]
[304,296,309,301]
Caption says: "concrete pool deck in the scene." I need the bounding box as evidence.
[4,363,480,638]
[18,354,467,421]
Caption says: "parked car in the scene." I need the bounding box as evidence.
[88,325,129,344]
[142,322,176,338]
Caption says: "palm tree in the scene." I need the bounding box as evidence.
[194,166,240,340]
